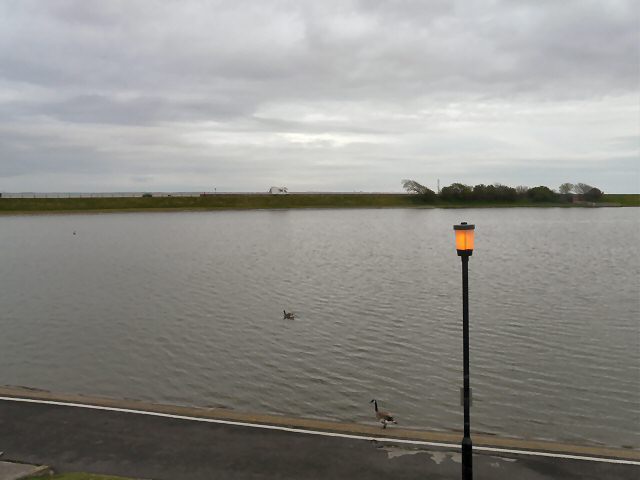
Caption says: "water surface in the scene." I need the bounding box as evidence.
[1,207,638,448]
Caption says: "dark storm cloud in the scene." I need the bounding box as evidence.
[0,0,638,192]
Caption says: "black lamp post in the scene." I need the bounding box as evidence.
[454,221,475,480]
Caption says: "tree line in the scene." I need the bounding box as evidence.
[401,180,604,203]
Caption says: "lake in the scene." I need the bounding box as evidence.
[1,207,638,448]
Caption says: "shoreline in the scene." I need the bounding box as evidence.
[1,192,636,215]
[0,196,633,216]
[1,385,637,461]
[0,204,623,216]
[0,205,627,216]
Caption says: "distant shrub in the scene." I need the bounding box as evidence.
[142,193,153,198]
[440,183,473,201]
[515,185,529,198]
[584,187,604,201]
[422,187,437,203]
[471,184,488,200]
[527,186,558,202]
[472,184,517,201]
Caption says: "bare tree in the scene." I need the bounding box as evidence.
[515,185,529,195]
[559,183,574,194]
[574,183,594,194]
[401,179,427,195]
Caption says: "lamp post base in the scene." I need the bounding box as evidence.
[462,437,473,480]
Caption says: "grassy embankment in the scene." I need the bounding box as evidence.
[602,193,640,206]
[0,193,636,214]
[0,194,419,213]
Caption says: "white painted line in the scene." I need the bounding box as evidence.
[1,396,638,466]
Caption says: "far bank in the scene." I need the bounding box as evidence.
[0,193,636,214]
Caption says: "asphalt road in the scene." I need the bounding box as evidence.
[0,398,637,480]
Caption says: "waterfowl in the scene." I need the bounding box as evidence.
[283,310,295,320]
[370,399,397,429]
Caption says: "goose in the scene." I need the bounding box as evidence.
[283,310,295,320]
[370,399,397,429]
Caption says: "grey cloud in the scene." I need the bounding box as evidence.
[2,0,636,97]
[3,94,257,124]
[608,135,640,150]
[0,0,638,193]
[0,130,115,177]
[461,155,640,193]
[250,116,389,136]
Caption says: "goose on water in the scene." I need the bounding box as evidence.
[283,310,295,320]
[370,399,397,429]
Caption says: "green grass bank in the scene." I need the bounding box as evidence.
[602,193,640,206]
[0,193,635,214]
[0,194,419,213]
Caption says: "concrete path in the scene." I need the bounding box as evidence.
[0,392,638,479]
[0,461,49,480]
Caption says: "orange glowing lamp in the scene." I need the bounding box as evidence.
[454,222,475,256]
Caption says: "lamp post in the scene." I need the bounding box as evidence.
[454,221,475,480]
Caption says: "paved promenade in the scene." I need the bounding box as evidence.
[0,387,638,479]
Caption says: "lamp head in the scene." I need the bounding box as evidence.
[453,222,475,256]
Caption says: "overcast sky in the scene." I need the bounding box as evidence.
[1,0,638,193]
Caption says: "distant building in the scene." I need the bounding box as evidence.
[269,186,288,194]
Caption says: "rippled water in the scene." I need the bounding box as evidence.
[1,208,638,448]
